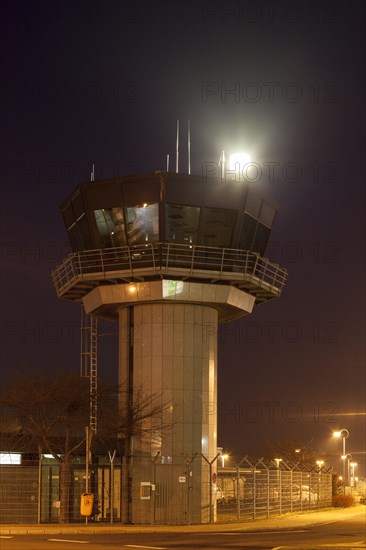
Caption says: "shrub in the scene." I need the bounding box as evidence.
[332,495,355,508]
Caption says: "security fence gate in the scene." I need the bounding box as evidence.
[0,453,332,524]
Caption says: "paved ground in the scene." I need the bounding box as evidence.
[0,504,364,535]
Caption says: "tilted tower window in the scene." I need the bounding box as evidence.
[94,208,126,248]
[165,204,200,245]
[126,203,159,245]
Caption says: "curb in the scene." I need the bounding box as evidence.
[1,506,364,536]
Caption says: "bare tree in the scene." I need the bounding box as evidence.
[264,438,320,465]
[0,369,169,523]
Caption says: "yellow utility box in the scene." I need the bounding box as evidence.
[80,493,94,516]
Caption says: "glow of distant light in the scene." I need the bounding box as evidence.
[229,152,251,171]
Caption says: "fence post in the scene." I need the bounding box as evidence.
[279,468,282,515]
[300,471,303,511]
[38,446,42,524]
[185,453,197,525]
[201,453,220,523]
[252,467,256,519]
[108,450,116,524]
[151,451,160,526]
[236,467,241,520]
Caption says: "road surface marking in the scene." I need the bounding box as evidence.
[48,539,89,544]
[272,545,366,550]
[197,529,307,535]
[124,546,167,549]
[0,536,13,539]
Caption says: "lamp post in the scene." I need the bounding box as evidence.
[274,458,282,488]
[221,454,229,468]
[341,453,352,492]
[316,460,324,506]
[333,429,349,484]
[274,458,282,512]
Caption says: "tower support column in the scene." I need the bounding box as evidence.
[119,302,218,524]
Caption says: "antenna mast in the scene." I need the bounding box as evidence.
[221,151,225,179]
[176,119,179,173]
[188,120,191,175]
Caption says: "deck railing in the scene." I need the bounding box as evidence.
[51,243,287,297]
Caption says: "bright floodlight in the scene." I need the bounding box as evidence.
[229,152,251,171]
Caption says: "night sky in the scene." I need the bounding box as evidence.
[1,1,365,476]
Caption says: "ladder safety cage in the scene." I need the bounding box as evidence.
[80,308,98,434]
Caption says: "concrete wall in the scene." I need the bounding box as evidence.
[119,303,218,524]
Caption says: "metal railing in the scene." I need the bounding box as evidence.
[51,243,287,298]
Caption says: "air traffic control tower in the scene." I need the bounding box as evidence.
[52,170,287,524]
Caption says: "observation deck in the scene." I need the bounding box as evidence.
[51,242,287,319]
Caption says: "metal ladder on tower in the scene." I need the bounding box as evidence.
[80,308,98,434]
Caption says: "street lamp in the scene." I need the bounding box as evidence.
[333,429,349,484]
[316,460,324,506]
[341,453,352,489]
[221,453,229,468]
[274,458,282,486]
[295,448,303,462]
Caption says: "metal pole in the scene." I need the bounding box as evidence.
[176,119,179,173]
[253,468,256,519]
[188,120,191,175]
[151,451,160,526]
[201,453,219,523]
[267,467,270,518]
[185,453,197,525]
[37,446,42,525]
[85,427,89,525]
[279,469,282,515]
[209,462,212,523]
[300,471,303,511]
[290,468,293,512]
[108,450,116,524]
[236,467,240,520]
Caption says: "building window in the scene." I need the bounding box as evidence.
[94,208,126,248]
[126,203,159,245]
[238,214,257,250]
[252,223,271,254]
[0,453,21,465]
[201,208,237,247]
[165,204,200,245]
[259,202,276,228]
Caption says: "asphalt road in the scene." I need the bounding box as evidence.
[1,514,365,550]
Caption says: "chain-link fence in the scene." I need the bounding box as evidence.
[0,453,332,524]
[0,455,122,524]
[214,457,333,522]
